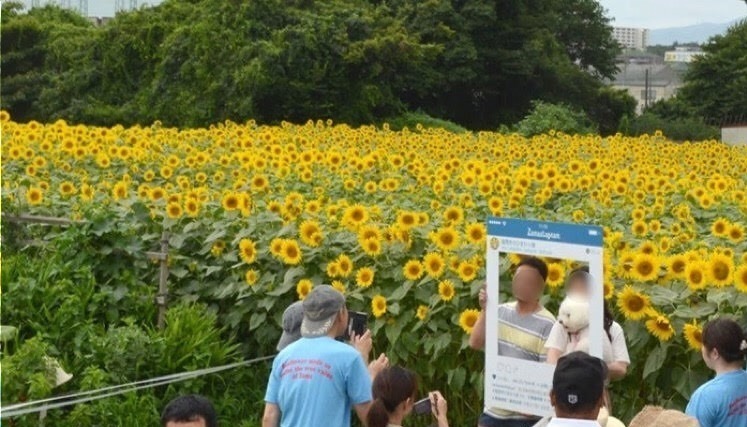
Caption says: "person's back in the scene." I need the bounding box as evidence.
[263,285,374,427]
[267,336,371,427]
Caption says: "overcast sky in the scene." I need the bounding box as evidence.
[18,0,747,29]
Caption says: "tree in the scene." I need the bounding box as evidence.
[678,20,747,123]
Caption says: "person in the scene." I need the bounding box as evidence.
[545,267,630,413]
[276,301,304,351]
[161,394,217,427]
[262,285,388,427]
[276,299,378,367]
[366,366,449,427]
[545,351,607,427]
[545,267,630,382]
[470,256,556,427]
[685,318,747,427]
[276,301,381,378]
[629,406,699,427]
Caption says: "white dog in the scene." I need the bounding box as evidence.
[556,296,613,361]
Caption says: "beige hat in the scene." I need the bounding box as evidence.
[629,406,700,427]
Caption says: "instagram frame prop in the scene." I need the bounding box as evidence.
[484,217,604,417]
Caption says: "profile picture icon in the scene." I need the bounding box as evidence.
[490,237,500,250]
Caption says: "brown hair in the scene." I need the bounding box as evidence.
[703,318,747,363]
[367,366,418,427]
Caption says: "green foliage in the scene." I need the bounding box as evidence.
[679,19,747,122]
[384,111,469,133]
[621,111,720,141]
[587,87,637,136]
[2,0,621,130]
[516,101,597,136]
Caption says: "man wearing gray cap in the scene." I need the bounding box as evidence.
[276,301,304,351]
[262,285,381,427]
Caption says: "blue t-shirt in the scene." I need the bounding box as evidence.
[264,336,372,427]
[686,369,747,427]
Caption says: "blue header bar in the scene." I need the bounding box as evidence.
[487,217,603,247]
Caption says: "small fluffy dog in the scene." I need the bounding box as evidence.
[556,296,612,360]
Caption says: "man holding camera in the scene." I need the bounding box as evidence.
[262,285,388,427]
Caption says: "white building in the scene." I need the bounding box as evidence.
[613,27,650,51]
[664,47,704,63]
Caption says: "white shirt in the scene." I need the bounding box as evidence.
[544,321,630,364]
[547,418,601,427]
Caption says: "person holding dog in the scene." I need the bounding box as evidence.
[545,267,630,380]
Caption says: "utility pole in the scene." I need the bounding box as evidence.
[644,68,650,111]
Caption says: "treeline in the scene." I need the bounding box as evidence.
[1,0,639,132]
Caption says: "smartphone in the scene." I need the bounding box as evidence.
[342,311,368,341]
[412,397,431,416]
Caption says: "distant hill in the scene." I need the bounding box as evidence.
[649,18,745,45]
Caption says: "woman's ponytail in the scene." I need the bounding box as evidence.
[367,366,418,427]
[367,397,391,427]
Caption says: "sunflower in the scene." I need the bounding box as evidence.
[638,241,657,255]
[546,263,565,288]
[458,309,480,334]
[396,211,418,229]
[325,280,344,294]
[222,192,240,211]
[631,253,660,282]
[708,253,734,287]
[166,202,182,219]
[269,238,284,257]
[430,227,460,252]
[112,181,128,200]
[299,220,323,247]
[727,224,744,243]
[666,254,688,279]
[465,223,486,245]
[280,239,302,265]
[251,174,269,191]
[238,238,257,264]
[617,250,636,279]
[645,314,675,342]
[25,187,43,205]
[438,280,456,302]
[683,321,703,351]
[184,199,200,217]
[423,252,446,278]
[685,261,708,291]
[488,197,503,215]
[711,218,729,237]
[456,261,477,283]
[403,260,424,281]
[371,295,387,318]
[355,267,375,288]
[416,305,429,321]
[443,206,464,224]
[734,265,747,293]
[631,220,648,237]
[361,238,382,257]
[59,181,76,197]
[296,279,313,300]
[341,204,369,227]
[245,270,259,286]
[358,225,382,243]
[336,254,353,277]
[211,241,225,257]
[326,261,341,278]
[616,286,653,320]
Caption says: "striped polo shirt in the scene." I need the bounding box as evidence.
[486,301,556,420]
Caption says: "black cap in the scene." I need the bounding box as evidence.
[553,352,606,411]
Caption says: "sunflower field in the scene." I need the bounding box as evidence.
[2,110,747,425]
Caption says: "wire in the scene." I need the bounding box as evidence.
[1,354,276,418]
